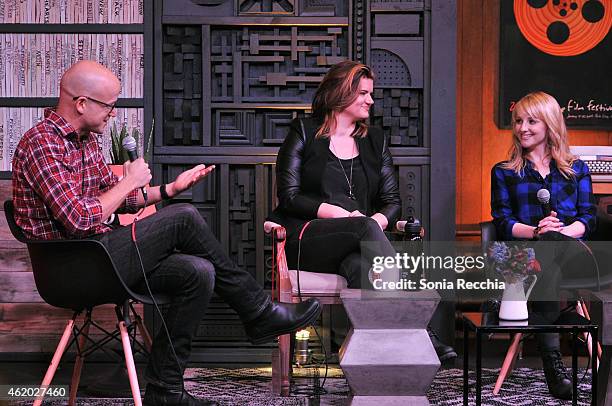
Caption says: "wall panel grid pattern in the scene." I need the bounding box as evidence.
[371,88,421,146]
[155,0,453,359]
[214,109,307,146]
[163,24,350,147]
[161,163,278,290]
[210,26,347,102]
[163,26,203,146]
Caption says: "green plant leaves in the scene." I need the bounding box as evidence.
[109,119,154,165]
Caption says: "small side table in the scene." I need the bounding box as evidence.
[340,289,441,405]
[462,312,598,406]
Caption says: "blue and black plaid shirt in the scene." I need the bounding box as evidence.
[491,159,596,240]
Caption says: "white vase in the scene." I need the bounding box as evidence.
[498,275,537,322]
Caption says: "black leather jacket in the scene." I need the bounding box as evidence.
[270,117,401,236]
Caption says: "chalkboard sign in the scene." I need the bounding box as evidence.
[499,0,612,129]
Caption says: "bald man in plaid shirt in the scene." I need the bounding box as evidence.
[12,61,320,406]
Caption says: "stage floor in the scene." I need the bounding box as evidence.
[0,355,594,405]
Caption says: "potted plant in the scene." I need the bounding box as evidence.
[109,119,154,172]
[108,120,156,224]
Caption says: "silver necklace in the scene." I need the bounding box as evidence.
[330,137,356,200]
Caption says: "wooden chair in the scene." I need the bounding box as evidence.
[265,219,414,395]
[3,200,177,406]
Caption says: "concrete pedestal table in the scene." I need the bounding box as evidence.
[339,289,441,405]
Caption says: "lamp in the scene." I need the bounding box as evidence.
[295,329,311,366]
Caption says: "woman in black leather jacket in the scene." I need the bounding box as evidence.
[270,61,458,362]
[270,61,401,288]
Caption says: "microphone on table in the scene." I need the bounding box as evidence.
[121,135,148,201]
[536,188,551,217]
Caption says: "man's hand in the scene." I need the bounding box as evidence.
[349,210,366,217]
[123,158,151,189]
[167,164,215,197]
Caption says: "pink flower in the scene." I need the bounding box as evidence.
[528,259,541,274]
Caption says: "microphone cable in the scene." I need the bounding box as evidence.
[129,193,184,385]
[296,221,312,301]
[294,219,329,394]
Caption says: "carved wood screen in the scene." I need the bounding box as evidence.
[152,0,455,363]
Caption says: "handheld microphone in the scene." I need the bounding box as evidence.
[121,135,148,201]
[536,188,551,217]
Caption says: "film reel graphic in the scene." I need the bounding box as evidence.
[514,0,612,56]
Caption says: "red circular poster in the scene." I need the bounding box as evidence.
[514,0,611,56]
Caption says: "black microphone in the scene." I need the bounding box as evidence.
[121,135,148,201]
[536,188,551,217]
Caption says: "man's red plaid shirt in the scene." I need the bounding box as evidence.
[12,108,139,240]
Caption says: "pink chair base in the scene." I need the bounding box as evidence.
[119,320,142,406]
[493,333,522,395]
[494,300,603,394]
[34,317,76,406]
[69,314,91,404]
[33,304,147,406]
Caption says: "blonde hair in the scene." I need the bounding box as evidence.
[503,91,575,178]
[311,60,375,139]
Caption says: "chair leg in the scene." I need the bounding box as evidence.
[119,299,143,403]
[576,300,601,369]
[119,320,142,406]
[33,318,76,406]
[68,313,92,405]
[134,313,153,353]
[272,334,291,396]
[580,301,603,360]
[130,302,153,353]
[493,333,522,395]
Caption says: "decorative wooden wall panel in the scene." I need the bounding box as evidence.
[163,26,203,146]
[237,0,296,15]
[371,88,421,146]
[154,0,456,361]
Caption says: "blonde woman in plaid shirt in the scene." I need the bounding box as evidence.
[491,91,596,400]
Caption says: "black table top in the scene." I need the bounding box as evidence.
[462,312,597,333]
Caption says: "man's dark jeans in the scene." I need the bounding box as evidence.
[94,203,271,389]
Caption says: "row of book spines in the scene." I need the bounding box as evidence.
[0,107,144,170]
[0,33,143,98]
[0,0,143,24]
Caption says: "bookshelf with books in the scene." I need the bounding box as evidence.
[0,0,153,176]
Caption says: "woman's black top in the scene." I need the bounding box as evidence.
[269,117,401,236]
[321,149,368,214]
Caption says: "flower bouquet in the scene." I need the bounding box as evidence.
[488,241,541,282]
[488,241,541,322]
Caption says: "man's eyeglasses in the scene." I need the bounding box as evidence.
[72,96,117,112]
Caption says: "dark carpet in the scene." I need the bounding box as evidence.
[14,367,594,405]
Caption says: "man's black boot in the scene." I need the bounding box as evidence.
[143,384,218,406]
[244,298,322,345]
[427,325,457,362]
[541,350,573,400]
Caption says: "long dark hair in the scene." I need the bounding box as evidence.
[311,60,375,138]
